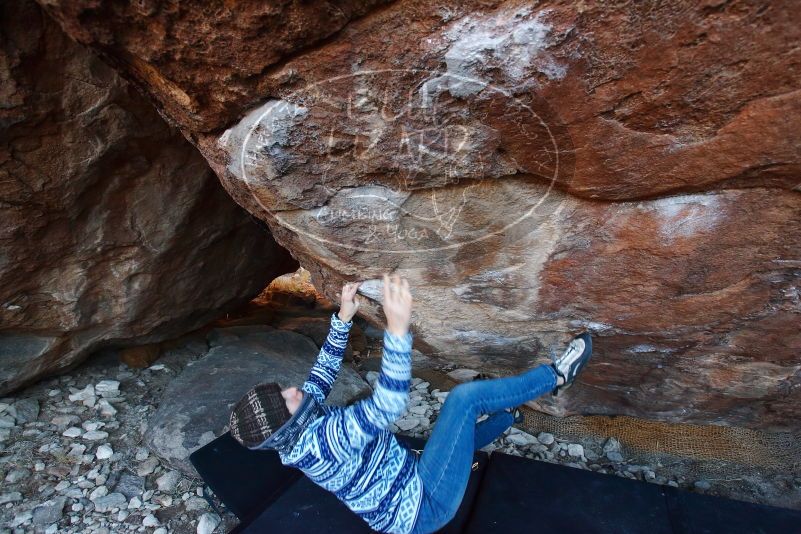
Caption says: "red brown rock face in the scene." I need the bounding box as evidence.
[0,0,297,394]
[36,0,392,132]
[38,0,801,429]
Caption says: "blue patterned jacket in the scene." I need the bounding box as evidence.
[278,312,422,534]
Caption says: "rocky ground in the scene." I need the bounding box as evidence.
[0,336,235,534]
[1,319,798,533]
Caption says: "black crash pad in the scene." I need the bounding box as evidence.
[466,452,801,534]
[230,473,376,534]
[192,434,801,534]
[189,432,301,520]
[466,452,673,534]
[663,485,801,534]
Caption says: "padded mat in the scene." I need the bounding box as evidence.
[466,452,801,534]
[189,432,301,520]
[192,434,801,533]
[466,452,673,534]
[663,485,801,534]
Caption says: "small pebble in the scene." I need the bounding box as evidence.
[197,512,221,534]
[96,444,113,460]
[83,430,109,441]
[5,468,30,484]
[137,457,159,476]
[567,444,584,458]
[156,470,181,493]
[694,480,712,491]
[0,492,23,505]
[89,485,109,501]
[11,510,33,527]
[62,427,83,438]
[82,420,104,431]
[603,437,622,453]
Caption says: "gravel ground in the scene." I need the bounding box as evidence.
[0,336,237,534]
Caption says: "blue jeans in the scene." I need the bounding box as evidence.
[410,365,558,534]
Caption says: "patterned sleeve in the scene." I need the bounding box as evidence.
[341,329,413,449]
[302,312,352,403]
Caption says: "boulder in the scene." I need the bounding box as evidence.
[272,315,367,361]
[112,471,145,500]
[38,1,801,429]
[36,0,392,132]
[119,344,162,370]
[0,0,297,394]
[145,327,370,474]
[32,496,66,525]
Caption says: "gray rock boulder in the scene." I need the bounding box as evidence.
[145,327,370,474]
[11,398,39,423]
[32,496,66,526]
[112,471,144,500]
[93,492,127,513]
[0,0,296,395]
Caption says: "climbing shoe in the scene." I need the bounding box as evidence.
[552,332,593,395]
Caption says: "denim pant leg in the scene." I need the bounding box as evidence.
[474,411,514,450]
[412,365,557,534]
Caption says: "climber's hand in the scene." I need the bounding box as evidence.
[382,273,412,337]
[338,281,362,322]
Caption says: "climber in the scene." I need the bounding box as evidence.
[228,273,593,534]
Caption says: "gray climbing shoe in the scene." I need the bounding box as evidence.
[552,332,592,394]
